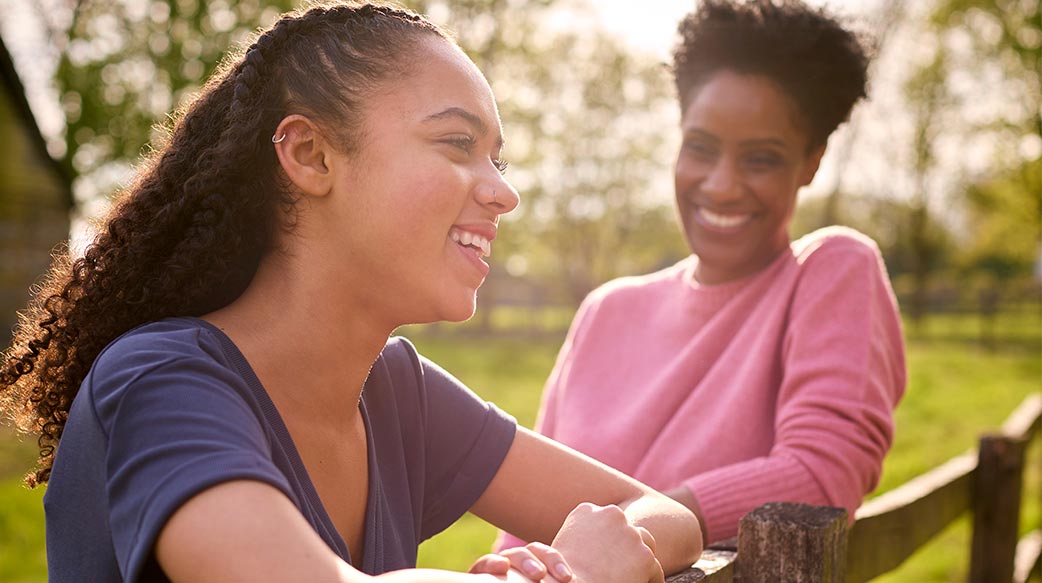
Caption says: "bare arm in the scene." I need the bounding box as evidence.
[471,428,703,576]
[155,480,531,583]
[662,486,709,545]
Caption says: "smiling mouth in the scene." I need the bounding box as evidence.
[697,207,753,229]
[450,228,491,258]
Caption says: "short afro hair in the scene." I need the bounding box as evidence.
[672,0,871,148]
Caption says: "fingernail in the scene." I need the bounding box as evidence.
[555,563,573,579]
[523,559,542,575]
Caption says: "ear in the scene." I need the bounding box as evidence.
[799,143,827,187]
[272,115,335,198]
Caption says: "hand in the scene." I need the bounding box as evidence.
[469,542,573,582]
[550,503,664,583]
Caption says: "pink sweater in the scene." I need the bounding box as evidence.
[499,226,906,545]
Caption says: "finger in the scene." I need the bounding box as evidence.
[636,526,657,556]
[648,558,665,583]
[524,542,573,582]
[468,553,510,575]
[499,547,547,580]
[634,526,663,583]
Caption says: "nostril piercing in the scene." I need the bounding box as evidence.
[492,190,497,204]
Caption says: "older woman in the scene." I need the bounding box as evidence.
[501,0,906,547]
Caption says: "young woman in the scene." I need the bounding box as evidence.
[500,0,906,549]
[0,3,701,582]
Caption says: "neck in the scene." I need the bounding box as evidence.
[204,252,395,429]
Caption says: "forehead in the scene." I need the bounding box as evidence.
[368,37,501,134]
[681,71,807,142]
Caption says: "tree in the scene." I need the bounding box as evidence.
[55,0,295,205]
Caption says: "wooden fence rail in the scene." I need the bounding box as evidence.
[666,393,1042,583]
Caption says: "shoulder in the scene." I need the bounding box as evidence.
[85,318,247,423]
[584,257,692,308]
[91,317,227,379]
[791,226,884,270]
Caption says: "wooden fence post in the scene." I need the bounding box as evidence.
[969,434,1027,583]
[736,502,848,583]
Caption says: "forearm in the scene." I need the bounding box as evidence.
[619,492,703,574]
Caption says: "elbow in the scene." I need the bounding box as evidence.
[662,501,704,574]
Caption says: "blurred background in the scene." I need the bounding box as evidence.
[0,0,1038,581]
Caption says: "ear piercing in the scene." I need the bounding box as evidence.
[272,133,287,143]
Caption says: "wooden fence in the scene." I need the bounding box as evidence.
[666,393,1042,583]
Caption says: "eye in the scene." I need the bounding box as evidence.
[744,153,783,171]
[444,135,476,153]
[683,140,716,160]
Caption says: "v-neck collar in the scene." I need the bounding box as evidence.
[188,317,382,572]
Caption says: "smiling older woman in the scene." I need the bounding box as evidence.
[499,0,907,549]
[0,3,701,582]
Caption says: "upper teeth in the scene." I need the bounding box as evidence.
[451,229,491,257]
[700,208,751,228]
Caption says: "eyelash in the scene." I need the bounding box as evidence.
[446,136,509,175]
[684,143,781,170]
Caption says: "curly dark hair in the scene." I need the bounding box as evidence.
[0,1,447,486]
[672,0,871,147]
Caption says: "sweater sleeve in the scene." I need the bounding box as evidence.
[683,235,906,542]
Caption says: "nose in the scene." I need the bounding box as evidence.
[701,157,741,203]
[480,173,520,215]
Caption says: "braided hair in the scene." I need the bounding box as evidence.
[672,0,870,148]
[1,1,447,486]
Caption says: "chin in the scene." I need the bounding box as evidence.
[437,294,479,323]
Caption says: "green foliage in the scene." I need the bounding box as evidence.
[958,156,1042,279]
[928,0,1041,135]
[57,0,295,189]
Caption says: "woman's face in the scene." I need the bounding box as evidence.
[322,37,519,325]
[674,71,824,285]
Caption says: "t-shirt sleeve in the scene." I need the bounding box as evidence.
[396,343,516,541]
[88,328,294,581]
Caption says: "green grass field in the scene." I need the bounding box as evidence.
[0,307,1039,581]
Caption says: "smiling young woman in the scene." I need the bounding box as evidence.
[0,3,701,582]
[499,0,906,550]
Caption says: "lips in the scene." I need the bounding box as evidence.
[448,225,497,280]
[450,228,491,257]
[693,206,754,232]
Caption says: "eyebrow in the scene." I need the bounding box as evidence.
[423,107,489,135]
[423,107,506,150]
[684,129,787,149]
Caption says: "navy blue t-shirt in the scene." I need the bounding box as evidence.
[43,318,516,582]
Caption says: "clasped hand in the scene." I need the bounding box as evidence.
[469,503,664,583]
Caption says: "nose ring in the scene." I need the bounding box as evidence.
[492,190,497,204]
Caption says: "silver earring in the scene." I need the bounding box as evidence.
[271,133,287,143]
